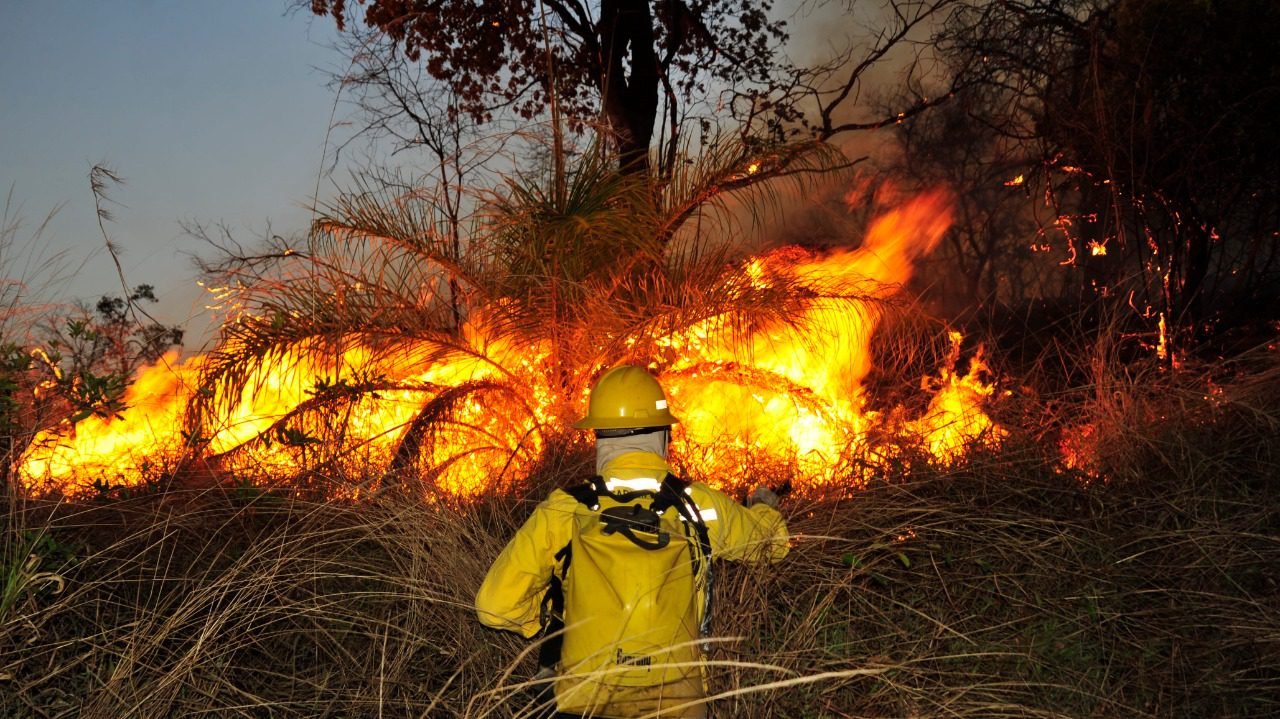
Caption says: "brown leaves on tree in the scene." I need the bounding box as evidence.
[308,0,788,173]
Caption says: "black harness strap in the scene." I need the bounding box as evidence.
[564,481,599,508]
[537,481,596,669]
[660,473,715,642]
[537,542,573,670]
[599,505,671,549]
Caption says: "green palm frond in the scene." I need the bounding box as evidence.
[481,138,856,355]
[481,149,664,312]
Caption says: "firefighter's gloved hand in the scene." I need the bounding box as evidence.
[747,485,780,508]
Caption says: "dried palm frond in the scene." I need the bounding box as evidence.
[189,134,860,483]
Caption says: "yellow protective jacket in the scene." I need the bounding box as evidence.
[475,451,789,717]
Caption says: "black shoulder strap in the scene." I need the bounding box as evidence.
[659,472,716,643]
[537,476,602,670]
[651,472,690,513]
[564,478,600,508]
[599,505,671,549]
[537,540,573,670]
[537,480,602,670]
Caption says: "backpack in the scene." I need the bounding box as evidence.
[538,473,713,687]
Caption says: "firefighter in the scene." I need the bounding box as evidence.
[475,365,790,718]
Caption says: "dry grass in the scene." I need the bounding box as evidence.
[3,344,1279,719]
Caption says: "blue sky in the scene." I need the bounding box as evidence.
[1,1,346,348]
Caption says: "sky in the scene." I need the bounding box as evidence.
[1,1,347,349]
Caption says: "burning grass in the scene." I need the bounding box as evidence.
[3,346,1278,718]
[18,181,992,499]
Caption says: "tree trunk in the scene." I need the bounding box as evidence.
[1173,189,1212,329]
[598,0,659,176]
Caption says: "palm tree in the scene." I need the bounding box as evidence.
[184,137,856,496]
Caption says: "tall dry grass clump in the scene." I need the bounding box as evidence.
[2,489,525,717]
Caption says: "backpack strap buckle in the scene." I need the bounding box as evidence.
[599,505,671,549]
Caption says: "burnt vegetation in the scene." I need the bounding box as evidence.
[3,0,1280,716]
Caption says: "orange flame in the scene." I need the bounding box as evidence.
[662,190,957,484]
[902,333,1005,463]
[21,351,204,493]
[21,189,1004,497]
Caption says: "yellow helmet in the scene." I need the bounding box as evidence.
[573,365,679,430]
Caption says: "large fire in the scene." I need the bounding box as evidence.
[20,189,1005,497]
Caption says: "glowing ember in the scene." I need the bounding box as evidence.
[20,189,1005,498]
[1156,313,1170,362]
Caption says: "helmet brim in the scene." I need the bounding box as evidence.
[572,412,679,430]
